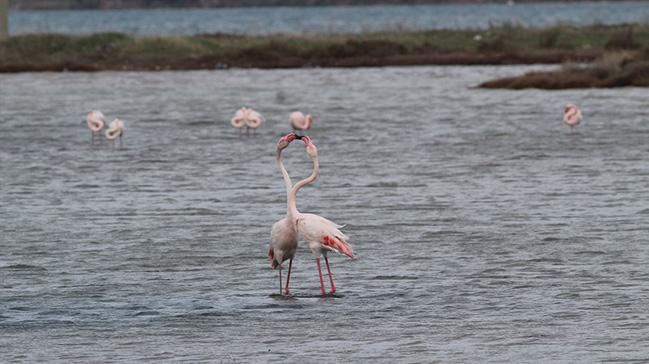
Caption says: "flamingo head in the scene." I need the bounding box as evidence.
[564,104,576,113]
[301,136,318,158]
[277,132,297,150]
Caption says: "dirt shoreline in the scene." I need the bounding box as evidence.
[0,50,599,73]
[0,25,647,89]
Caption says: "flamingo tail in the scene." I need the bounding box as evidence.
[268,248,279,268]
[323,235,354,258]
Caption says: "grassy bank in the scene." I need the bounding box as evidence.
[0,24,648,74]
[479,50,649,89]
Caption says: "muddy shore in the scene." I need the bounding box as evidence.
[1,24,647,89]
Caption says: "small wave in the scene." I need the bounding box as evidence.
[194,305,214,310]
[186,121,215,126]
[574,250,607,256]
[170,311,226,319]
[542,237,561,242]
[2,264,47,271]
[198,311,226,317]
[365,182,399,188]
[422,230,464,238]
[372,275,418,280]
[526,257,564,264]
[73,184,101,189]
[134,311,160,317]
[242,304,284,310]
[9,306,32,311]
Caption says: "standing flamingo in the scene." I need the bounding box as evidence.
[564,103,582,132]
[289,111,313,132]
[86,111,106,143]
[105,119,125,147]
[231,107,246,135]
[231,107,263,136]
[289,136,354,296]
[268,132,300,295]
[244,108,263,135]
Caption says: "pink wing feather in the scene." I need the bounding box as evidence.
[297,213,353,258]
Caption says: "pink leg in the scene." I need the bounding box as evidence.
[316,258,326,296]
[284,259,293,295]
[278,264,282,294]
[324,256,336,294]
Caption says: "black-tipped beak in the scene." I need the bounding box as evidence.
[294,134,303,140]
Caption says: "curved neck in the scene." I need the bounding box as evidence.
[287,154,318,218]
[276,149,293,210]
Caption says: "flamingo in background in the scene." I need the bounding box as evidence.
[564,103,582,132]
[231,107,263,136]
[289,111,313,132]
[86,111,105,142]
[289,136,354,296]
[268,132,300,295]
[105,119,125,147]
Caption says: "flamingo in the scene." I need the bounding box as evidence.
[564,103,582,132]
[289,111,313,132]
[290,136,354,296]
[105,119,125,147]
[231,107,247,134]
[268,132,300,295]
[231,107,263,136]
[86,111,106,143]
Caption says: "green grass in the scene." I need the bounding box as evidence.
[1,24,649,72]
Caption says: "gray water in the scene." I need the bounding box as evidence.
[1,65,649,362]
[9,1,649,35]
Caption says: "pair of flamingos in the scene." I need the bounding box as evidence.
[87,111,125,146]
[269,133,353,296]
[231,108,313,135]
[231,107,263,136]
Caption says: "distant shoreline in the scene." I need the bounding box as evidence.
[1,24,647,89]
[8,0,638,10]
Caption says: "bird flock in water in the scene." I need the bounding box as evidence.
[229,107,346,296]
[86,111,125,147]
[85,103,583,296]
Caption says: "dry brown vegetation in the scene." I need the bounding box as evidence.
[479,26,649,89]
[1,24,648,89]
[480,50,649,89]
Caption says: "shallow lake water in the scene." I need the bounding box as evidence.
[1,65,649,362]
[10,1,649,35]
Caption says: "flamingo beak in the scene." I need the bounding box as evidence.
[279,132,297,146]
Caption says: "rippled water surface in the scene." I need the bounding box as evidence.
[9,1,649,35]
[1,66,649,362]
